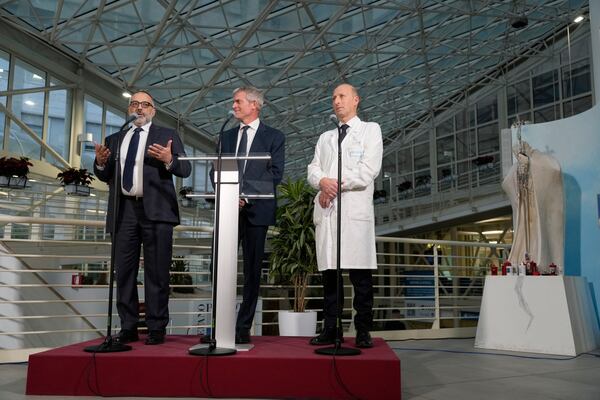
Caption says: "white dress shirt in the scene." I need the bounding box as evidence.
[235,118,260,164]
[120,121,151,197]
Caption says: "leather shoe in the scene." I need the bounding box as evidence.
[355,331,373,348]
[145,330,165,345]
[115,329,138,344]
[309,328,344,346]
[235,330,250,344]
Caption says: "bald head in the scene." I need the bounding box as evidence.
[332,83,360,123]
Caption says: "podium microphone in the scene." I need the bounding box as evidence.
[189,108,238,356]
[220,110,236,134]
[329,113,339,127]
[84,114,139,354]
[119,113,138,132]
[315,113,361,357]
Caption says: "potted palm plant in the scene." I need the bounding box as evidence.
[56,167,95,196]
[269,178,319,336]
[0,156,32,188]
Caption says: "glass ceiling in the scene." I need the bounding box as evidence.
[0,0,589,177]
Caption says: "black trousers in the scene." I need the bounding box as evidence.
[113,197,173,332]
[321,269,373,333]
[235,210,268,333]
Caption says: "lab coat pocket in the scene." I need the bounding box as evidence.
[345,146,364,169]
[313,196,323,225]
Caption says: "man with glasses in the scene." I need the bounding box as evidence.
[94,90,191,345]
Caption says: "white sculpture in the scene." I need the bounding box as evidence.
[502,139,564,273]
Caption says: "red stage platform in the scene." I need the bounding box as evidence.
[27,335,401,399]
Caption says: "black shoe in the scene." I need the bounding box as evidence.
[309,328,343,346]
[355,331,373,348]
[235,330,250,344]
[115,329,138,344]
[145,330,165,345]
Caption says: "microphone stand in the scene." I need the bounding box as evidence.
[316,121,361,356]
[189,113,236,356]
[85,119,135,353]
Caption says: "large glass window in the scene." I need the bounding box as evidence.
[477,123,499,155]
[45,78,70,167]
[563,95,592,118]
[8,60,45,158]
[456,129,475,161]
[0,50,8,147]
[83,96,103,170]
[413,142,429,171]
[435,117,453,137]
[397,147,412,175]
[507,79,530,116]
[476,94,497,124]
[532,70,559,108]
[106,106,124,135]
[534,104,560,123]
[436,135,454,163]
[194,154,207,193]
[562,59,591,99]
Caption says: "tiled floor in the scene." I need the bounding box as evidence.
[395,338,600,400]
[1,338,599,399]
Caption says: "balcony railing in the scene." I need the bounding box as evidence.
[0,178,511,358]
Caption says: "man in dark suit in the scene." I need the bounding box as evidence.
[217,86,285,344]
[94,90,191,345]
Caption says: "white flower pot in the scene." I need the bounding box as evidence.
[277,310,317,337]
[0,175,27,188]
[180,198,196,208]
[64,184,91,196]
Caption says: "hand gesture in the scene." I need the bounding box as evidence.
[94,142,111,167]
[148,139,173,164]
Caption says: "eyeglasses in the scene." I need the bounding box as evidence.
[129,101,154,109]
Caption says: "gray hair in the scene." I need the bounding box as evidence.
[233,86,264,110]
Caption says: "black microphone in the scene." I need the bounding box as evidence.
[216,111,236,153]
[119,113,138,132]
[329,113,339,128]
[220,110,235,133]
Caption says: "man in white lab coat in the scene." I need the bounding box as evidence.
[307,83,383,348]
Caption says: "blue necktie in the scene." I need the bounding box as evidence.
[237,126,249,176]
[123,127,142,191]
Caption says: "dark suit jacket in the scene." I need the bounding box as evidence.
[218,121,285,226]
[94,124,192,234]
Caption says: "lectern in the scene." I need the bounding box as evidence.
[180,154,273,355]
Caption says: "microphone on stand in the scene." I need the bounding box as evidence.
[84,115,138,353]
[329,113,339,128]
[191,108,238,355]
[119,113,139,132]
[314,113,361,357]
[219,110,236,135]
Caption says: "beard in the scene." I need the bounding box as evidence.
[133,114,152,126]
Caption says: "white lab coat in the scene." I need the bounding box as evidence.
[307,116,383,271]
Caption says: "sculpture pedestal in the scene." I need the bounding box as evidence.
[475,276,599,356]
